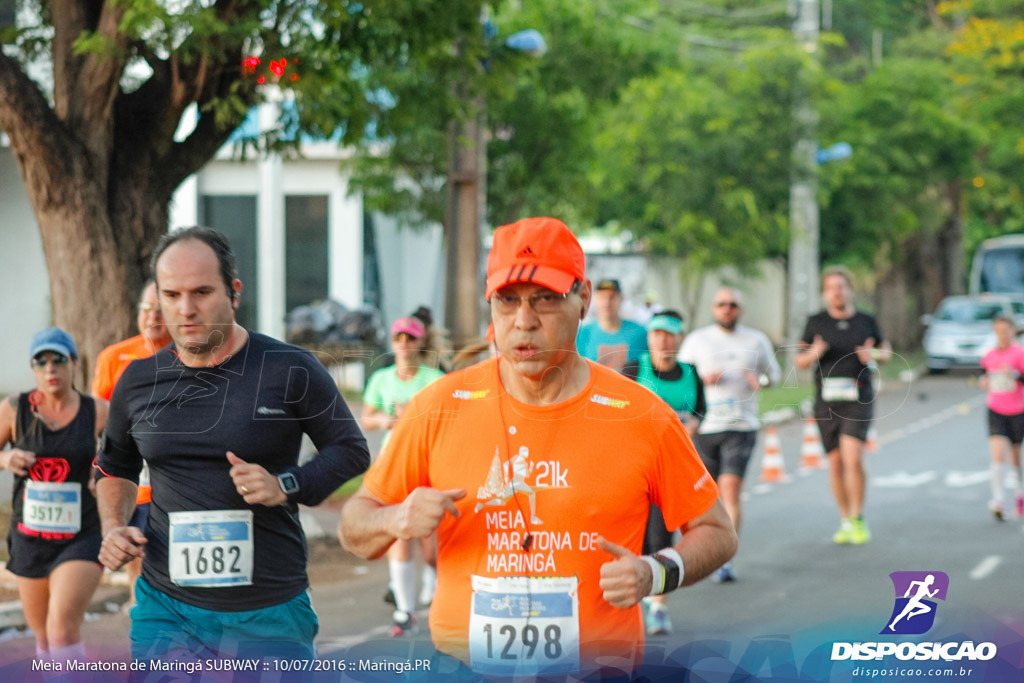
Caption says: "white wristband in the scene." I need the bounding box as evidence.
[654,547,685,591]
[639,555,665,596]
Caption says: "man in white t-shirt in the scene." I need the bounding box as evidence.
[678,287,781,582]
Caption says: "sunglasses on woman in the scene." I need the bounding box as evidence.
[32,354,70,368]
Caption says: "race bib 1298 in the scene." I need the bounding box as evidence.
[468,575,580,676]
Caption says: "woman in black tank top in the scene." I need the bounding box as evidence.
[0,328,109,662]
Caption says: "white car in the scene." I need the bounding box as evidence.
[921,295,1024,373]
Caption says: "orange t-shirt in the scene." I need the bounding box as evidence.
[92,334,162,504]
[363,357,719,676]
[92,334,162,401]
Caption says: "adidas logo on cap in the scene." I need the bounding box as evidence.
[517,246,536,258]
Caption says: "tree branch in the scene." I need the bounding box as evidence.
[925,0,947,31]
[49,1,127,175]
[0,51,82,205]
[74,2,129,139]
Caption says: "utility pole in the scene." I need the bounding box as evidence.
[444,100,487,350]
[786,0,820,369]
[443,29,546,350]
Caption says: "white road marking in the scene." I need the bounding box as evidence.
[945,470,992,488]
[873,471,938,488]
[300,510,327,539]
[748,393,986,496]
[969,555,1002,580]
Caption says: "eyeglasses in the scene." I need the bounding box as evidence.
[714,301,740,309]
[138,303,161,313]
[492,291,572,314]
[32,354,69,368]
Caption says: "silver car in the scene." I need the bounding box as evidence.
[922,295,1024,372]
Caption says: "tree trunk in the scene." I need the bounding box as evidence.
[0,4,237,389]
[36,171,176,389]
[875,182,967,351]
[15,141,161,388]
[875,256,911,350]
[938,181,966,296]
[36,211,137,390]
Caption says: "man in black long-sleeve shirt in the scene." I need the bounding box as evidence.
[95,226,369,662]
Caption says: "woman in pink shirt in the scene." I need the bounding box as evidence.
[979,314,1024,520]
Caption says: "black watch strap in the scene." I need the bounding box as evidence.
[652,552,680,593]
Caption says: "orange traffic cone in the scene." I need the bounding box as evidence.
[799,417,825,470]
[759,425,787,482]
[865,425,879,453]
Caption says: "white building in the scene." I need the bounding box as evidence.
[0,103,446,393]
[3,102,789,393]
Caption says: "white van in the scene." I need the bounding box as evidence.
[969,234,1024,295]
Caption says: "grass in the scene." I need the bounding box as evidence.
[882,348,926,381]
[759,384,814,416]
[757,347,925,417]
[331,474,364,500]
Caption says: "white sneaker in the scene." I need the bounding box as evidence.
[418,581,435,607]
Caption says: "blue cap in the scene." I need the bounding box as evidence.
[30,327,78,360]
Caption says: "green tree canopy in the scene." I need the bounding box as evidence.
[0,0,486,380]
[591,40,808,271]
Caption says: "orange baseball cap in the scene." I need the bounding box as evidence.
[485,217,586,299]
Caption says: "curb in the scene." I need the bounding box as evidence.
[0,600,24,631]
[299,508,329,540]
[0,582,128,633]
[762,406,800,426]
[760,365,925,429]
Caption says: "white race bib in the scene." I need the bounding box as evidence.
[708,399,744,423]
[167,510,253,587]
[468,575,580,676]
[989,371,1018,394]
[23,481,81,534]
[822,377,859,402]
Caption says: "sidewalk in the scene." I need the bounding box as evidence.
[0,564,130,632]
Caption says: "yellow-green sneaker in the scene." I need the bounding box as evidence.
[849,517,871,545]
[833,518,853,544]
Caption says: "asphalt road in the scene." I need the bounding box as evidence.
[1,373,1021,681]
[651,371,1023,682]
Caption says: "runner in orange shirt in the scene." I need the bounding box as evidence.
[338,217,737,677]
[91,280,170,610]
[92,280,170,401]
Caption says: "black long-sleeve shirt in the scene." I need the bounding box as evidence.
[96,331,369,611]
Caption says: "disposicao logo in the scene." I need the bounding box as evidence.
[881,570,948,635]
[831,570,998,663]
